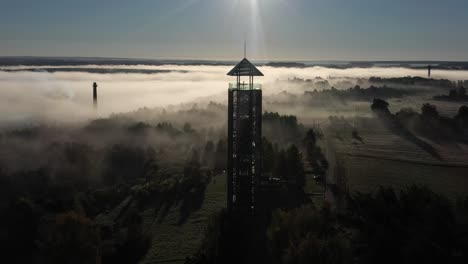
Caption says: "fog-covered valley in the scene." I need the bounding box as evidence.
[1,61,468,264]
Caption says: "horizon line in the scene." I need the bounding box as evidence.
[1,55,468,64]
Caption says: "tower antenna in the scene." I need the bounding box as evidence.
[244,33,247,58]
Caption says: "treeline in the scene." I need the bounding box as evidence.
[263,112,306,145]
[369,76,456,89]
[434,86,468,101]
[189,186,468,264]
[372,98,468,142]
[265,62,307,68]
[267,85,421,110]
[304,85,415,103]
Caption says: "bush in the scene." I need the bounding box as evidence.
[346,186,468,264]
[267,205,350,264]
[456,105,468,128]
[39,211,100,264]
[421,103,439,119]
[370,98,390,114]
[1,198,41,263]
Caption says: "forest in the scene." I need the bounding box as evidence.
[0,106,320,263]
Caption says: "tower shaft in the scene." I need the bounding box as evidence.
[227,88,262,214]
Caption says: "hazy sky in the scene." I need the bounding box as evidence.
[1,0,467,61]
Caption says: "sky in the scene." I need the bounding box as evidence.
[1,0,467,61]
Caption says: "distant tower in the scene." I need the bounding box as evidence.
[428,65,432,78]
[93,82,98,110]
[227,54,264,215]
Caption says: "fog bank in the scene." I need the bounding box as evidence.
[0,64,466,128]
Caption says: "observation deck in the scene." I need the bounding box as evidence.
[229,83,262,90]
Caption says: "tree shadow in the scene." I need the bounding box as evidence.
[177,181,208,225]
[352,130,364,144]
[382,115,443,161]
[149,176,210,225]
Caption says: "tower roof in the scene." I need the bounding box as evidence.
[227,58,264,76]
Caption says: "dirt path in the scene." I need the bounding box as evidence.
[324,133,338,210]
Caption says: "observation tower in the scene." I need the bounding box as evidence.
[226,54,264,215]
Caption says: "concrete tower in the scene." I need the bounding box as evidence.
[93,82,98,110]
[226,57,264,215]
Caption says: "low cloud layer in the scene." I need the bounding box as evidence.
[0,64,466,128]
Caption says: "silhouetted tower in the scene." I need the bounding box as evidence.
[93,82,98,110]
[428,65,432,78]
[227,55,264,215]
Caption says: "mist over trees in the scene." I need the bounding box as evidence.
[1,60,468,264]
[0,98,319,263]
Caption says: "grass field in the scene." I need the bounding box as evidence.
[341,155,468,199]
[329,116,468,200]
[387,96,465,118]
[140,174,226,264]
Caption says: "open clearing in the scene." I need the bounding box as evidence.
[330,117,468,199]
[341,155,468,199]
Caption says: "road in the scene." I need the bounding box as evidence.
[323,131,348,212]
